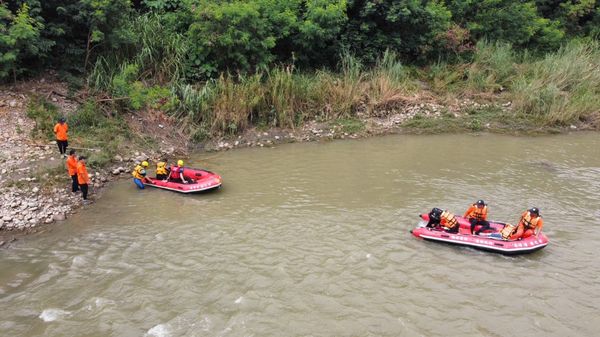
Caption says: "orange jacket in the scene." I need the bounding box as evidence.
[464,204,488,220]
[518,211,543,234]
[441,210,458,230]
[66,155,78,176]
[76,161,90,185]
[54,123,68,141]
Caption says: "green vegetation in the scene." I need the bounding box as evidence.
[27,97,132,167]
[3,0,600,138]
[334,118,366,134]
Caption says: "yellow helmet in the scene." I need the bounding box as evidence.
[177,160,184,166]
[141,161,149,167]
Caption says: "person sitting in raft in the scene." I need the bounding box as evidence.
[156,159,169,180]
[518,207,543,239]
[168,160,188,184]
[132,161,149,189]
[464,199,491,235]
[426,208,460,234]
[497,207,543,241]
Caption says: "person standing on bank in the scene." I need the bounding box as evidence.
[66,149,79,193]
[77,156,90,202]
[53,117,68,157]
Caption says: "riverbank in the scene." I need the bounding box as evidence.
[0,70,597,245]
[0,78,182,245]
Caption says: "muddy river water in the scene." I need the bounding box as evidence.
[1,133,599,337]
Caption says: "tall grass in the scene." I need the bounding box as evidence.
[86,37,600,138]
[368,50,415,110]
[423,40,599,127]
[88,14,187,93]
[466,41,519,93]
[511,40,600,125]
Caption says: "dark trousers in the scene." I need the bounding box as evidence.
[71,175,79,192]
[80,184,88,200]
[56,140,68,154]
[470,218,491,234]
[156,174,168,180]
[446,225,459,233]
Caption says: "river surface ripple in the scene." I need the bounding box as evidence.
[1,133,599,337]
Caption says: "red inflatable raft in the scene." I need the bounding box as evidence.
[144,167,222,194]
[411,213,549,255]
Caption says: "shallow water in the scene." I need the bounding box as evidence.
[1,133,600,337]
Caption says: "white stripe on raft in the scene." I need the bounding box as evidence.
[144,183,221,193]
[418,234,548,252]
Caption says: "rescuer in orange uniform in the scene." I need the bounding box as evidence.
[76,156,90,202]
[427,208,460,233]
[464,199,491,235]
[517,207,543,239]
[500,207,543,240]
[66,149,79,193]
[53,117,69,157]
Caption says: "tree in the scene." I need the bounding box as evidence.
[0,3,45,81]
[292,0,348,68]
[447,0,565,50]
[342,0,452,64]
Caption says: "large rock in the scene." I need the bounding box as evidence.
[114,155,123,162]
[53,213,66,221]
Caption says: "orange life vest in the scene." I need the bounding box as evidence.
[520,211,541,231]
[441,210,458,230]
[466,204,488,221]
[500,223,517,240]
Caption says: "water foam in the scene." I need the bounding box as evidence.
[39,308,70,322]
[145,323,171,337]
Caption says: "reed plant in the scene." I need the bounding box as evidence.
[210,74,265,134]
[367,50,417,111]
[262,67,312,128]
[87,37,600,138]
[511,40,600,125]
[466,41,520,93]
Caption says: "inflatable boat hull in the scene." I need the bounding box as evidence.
[144,168,222,194]
[411,214,549,255]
